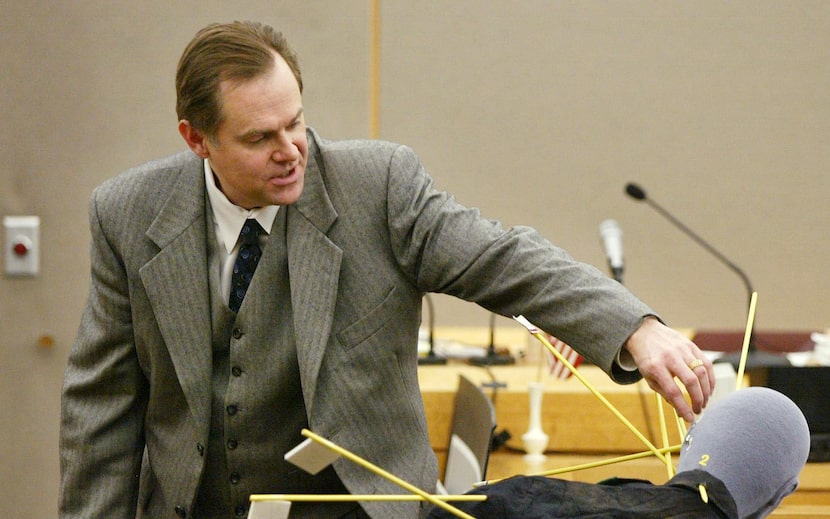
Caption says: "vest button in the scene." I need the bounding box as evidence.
[234,504,247,516]
[230,472,241,484]
[226,404,238,416]
[227,438,238,450]
[196,443,204,456]
[231,366,243,377]
[232,328,244,339]
[174,505,188,517]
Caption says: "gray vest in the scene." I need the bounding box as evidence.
[193,208,353,519]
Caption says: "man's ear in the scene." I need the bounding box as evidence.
[178,120,211,158]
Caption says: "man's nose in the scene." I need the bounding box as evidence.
[272,133,299,162]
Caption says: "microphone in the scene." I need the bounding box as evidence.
[599,219,624,283]
[624,182,788,369]
[418,294,447,365]
[469,313,515,366]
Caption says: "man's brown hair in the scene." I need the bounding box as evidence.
[176,21,303,139]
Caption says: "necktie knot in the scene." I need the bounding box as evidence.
[239,219,264,245]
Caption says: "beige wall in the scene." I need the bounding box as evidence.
[2,1,828,516]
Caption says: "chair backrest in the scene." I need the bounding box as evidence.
[441,375,496,492]
[442,433,484,495]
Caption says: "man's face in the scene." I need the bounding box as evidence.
[181,53,308,209]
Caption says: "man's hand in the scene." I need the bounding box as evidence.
[623,317,716,423]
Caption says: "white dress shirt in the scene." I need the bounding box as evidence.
[204,159,279,305]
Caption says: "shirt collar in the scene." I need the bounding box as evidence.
[204,159,279,254]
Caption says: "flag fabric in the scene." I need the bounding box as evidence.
[545,334,583,379]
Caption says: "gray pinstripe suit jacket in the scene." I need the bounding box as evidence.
[60,128,652,518]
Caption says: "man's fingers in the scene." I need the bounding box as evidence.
[692,359,713,409]
[645,370,695,423]
[686,354,715,411]
[676,367,705,416]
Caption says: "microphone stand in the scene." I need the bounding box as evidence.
[418,294,447,365]
[626,183,788,370]
[469,313,515,366]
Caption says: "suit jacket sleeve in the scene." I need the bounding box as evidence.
[59,184,148,518]
[383,143,653,381]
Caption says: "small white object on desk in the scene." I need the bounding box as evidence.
[522,381,549,463]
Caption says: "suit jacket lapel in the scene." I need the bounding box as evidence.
[288,132,342,413]
[139,155,213,428]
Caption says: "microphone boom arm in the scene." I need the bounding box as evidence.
[645,197,754,307]
[626,182,790,368]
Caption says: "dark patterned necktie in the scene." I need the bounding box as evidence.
[229,218,264,312]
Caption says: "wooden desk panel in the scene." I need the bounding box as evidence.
[420,363,671,455]
[779,462,830,505]
[771,505,830,518]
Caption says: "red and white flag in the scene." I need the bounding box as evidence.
[545,334,583,379]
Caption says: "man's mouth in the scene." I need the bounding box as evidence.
[270,166,300,184]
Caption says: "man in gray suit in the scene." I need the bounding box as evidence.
[60,21,715,519]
